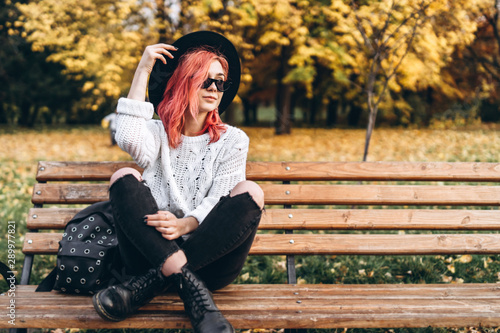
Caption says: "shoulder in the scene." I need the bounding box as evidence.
[221,125,249,146]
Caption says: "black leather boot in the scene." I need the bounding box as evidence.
[170,264,235,333]
[92,267,169,321]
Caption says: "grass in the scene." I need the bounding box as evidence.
[1,124,500,333]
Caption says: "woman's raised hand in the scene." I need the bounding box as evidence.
[137,44,178,74]
[127,44,177,100]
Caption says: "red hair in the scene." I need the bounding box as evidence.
[156,48,229,148]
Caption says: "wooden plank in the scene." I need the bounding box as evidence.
[24,233,61,254]
[10,297,500,313]
[31,183,500,205]
[250,233,500,255]
[262,208,500,230]
[27,208,82,229]
[27,207,500,231]
[247,161,500,181]
[260,184,500,206]
[36,161,142,181]
[32,184,110,204]
[37,161,500,182]
[13,283,500,299]
[23,232,500,255]
[5,284,500,329]
[6,309,500,329]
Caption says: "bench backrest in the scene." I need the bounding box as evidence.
[23,161,500,284]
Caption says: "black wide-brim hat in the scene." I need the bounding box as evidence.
[148,31,241,114]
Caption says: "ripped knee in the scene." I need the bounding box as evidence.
[110,167,142,186]
[230,180,265,209]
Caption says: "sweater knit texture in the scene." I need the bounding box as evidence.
[115,97,249,227]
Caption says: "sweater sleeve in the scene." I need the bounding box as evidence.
[115,98,161,168]
[184,130,249,224]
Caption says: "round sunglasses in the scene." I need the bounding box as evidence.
[201,78,232,92]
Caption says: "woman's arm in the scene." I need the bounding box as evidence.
[115,44,177,167]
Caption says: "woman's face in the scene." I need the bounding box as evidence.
[197,60,225,114]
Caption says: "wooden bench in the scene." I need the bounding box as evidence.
[3,160,500,330]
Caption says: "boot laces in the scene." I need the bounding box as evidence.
[183,273,212,315]
[127,270,158,300]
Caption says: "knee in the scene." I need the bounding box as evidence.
[110,167,142,186]
[230,181,265,209]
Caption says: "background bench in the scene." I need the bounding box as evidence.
[2,160,500,330]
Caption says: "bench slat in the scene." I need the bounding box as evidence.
[36,161,142,181]
[261,184,500,206]
[37,161,500,182]
[23,232,500,255]
[13,283,500,298]
[7,307,500,329]
[247,161,500,181]
[32,184,109,204]
[5,284,500,329]
[263,208,500,230]
[27,207,500,230]
[31,183,500,205]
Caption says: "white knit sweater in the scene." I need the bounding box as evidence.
[115,98,249,225]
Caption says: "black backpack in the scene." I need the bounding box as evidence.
[37,201,124,294]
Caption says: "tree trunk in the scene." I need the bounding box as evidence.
[326,98,338,127]
[424,87,433,126]
[242,98,252,126]
[275,84,292,134]
[347,104,362,127]
[0,102,7,124]
[363,103,378,161]
[275,46,293,135]
[290,90,297,123]
[28,104,40,126]
[309,71,324,125]
[309,95,319,125]
[18,100,32,127]
[251,102,258,125]
[223,103,235,124]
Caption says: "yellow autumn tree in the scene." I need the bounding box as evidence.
[448,0,500,106]
[14,0,491,131]
[322,0,482,160]
[16,0,154,114]
[177,0,310,133]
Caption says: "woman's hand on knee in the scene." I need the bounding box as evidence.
[145,211,198,240]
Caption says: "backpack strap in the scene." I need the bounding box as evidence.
[0,261,17,289]
[35,267,58,292]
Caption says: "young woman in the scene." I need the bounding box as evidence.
[92,31,264,333]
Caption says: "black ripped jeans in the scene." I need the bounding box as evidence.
[109,174,262,291]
